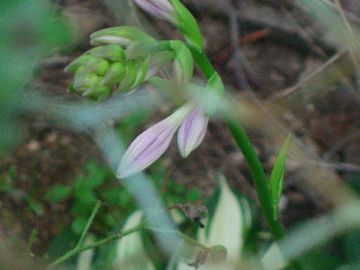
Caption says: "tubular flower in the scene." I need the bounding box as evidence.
[177,106,208,158]
[117,104,208,178]
[133,0,175,22]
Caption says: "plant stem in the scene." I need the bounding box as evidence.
[48,223,145,269]
[225,118,284,238]
[187,44,304,270]
[77,201,101,248]
[177,231,208,250]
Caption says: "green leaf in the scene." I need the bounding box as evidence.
[72,217,88,235]
[174,177,252,269]
[45,185,71,203]
[171,0,203,50]
[269,134,292,220]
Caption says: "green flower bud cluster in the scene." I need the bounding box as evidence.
[65,44,149,100]
[65,26,197,100]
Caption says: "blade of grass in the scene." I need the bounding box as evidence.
[269,134,292,221]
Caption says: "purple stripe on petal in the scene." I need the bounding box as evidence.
[117,104,192,178]
[177,106,209,158]
[133,0,174,22]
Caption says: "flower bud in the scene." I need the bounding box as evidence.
[83,58,110,76]
[132,58,150,88]
[86,44,126,62]
[73,72,101,93]
[133,0,175,22]
[117,61,138,92]
[64,54,96,74]
[90,26,155,47]
[170,40,193,84]
[82,85,111,100]
[102,62,126,85]
[117,104,192,178]
[177,106,208,157]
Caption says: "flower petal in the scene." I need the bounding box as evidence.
[177,106,208,158]
[117,104,192,178]
[133,0,174,22]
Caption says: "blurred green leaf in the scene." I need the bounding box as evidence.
[84,161,109,188]
[72,217,89,235]
[26,196,44,216]
[269,134,292,220]
[45,185,71,203]
[342,230,360,261]
[186,188,200,202]
[71,190,97,216]
[0,0,71,154]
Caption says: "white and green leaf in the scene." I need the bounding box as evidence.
[173,176,252,269]
[113,210,155,270]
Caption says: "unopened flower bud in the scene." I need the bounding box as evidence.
[73,72,101,93]
[81,58,110,76]
[90,26,155,47]
[170,41,193,84]
[132,58,149,88]
[208,245,227,263]
[118,61,138,92]
[177,106,208,157]
[64,54,96,74]
[86,44,125,63]
[102,62,126,85]
[117,104,192,178]
[134,0,175,23]
[82,85,111,100]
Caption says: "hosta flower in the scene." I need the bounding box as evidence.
[178,106,208,158]
[117,104,209,178]
[133,0,175,22]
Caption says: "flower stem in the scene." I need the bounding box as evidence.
[77,201,101,248]
[48,222,144,269]
[187,44,304,270]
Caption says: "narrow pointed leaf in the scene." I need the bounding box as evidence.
[269,134,292,220]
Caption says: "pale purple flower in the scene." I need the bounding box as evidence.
[117,104,209,178]
[133,0,175,22]
[117,104,192,178]
[177,106,208,158]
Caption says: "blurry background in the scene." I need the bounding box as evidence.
[1,0,360,269]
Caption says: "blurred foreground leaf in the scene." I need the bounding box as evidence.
[113,210,155,270]
[175,176,252,269]
[0,0,70,153]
